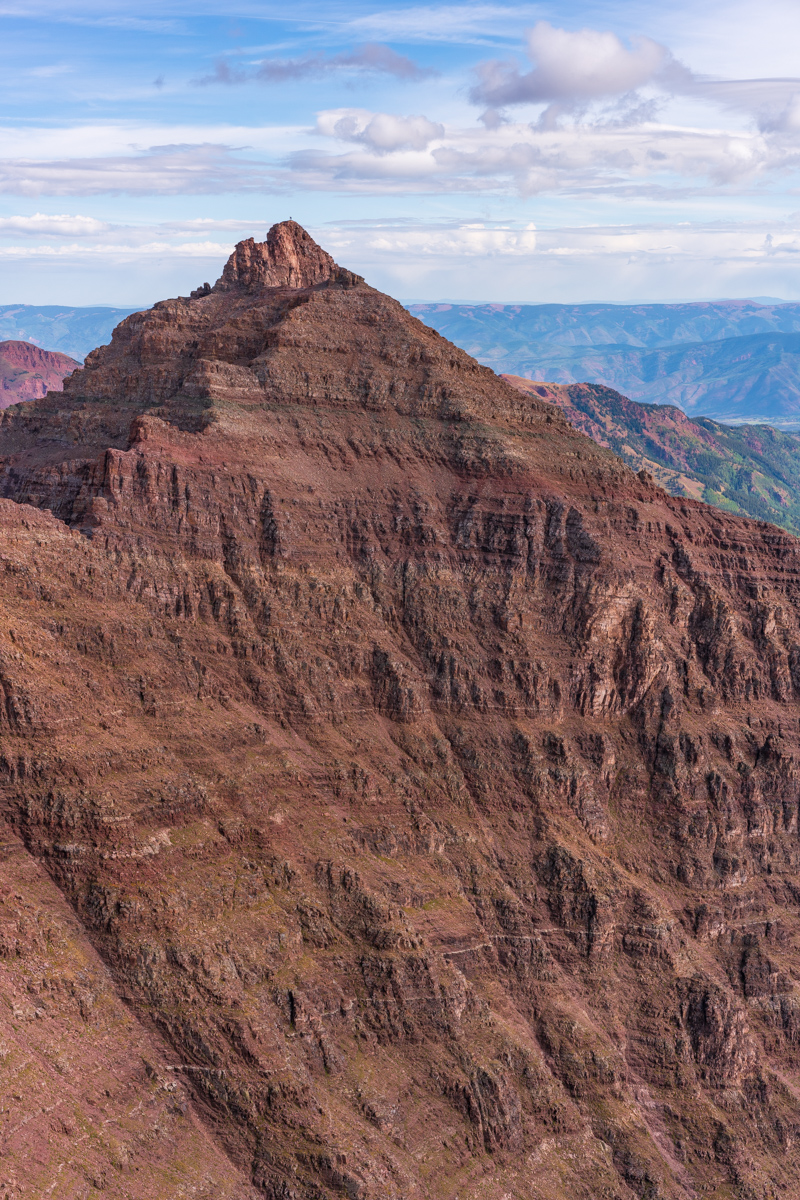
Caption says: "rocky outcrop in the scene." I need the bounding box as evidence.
[0,223,800,1199]
[0,339,79,407]
[213,220,363,292]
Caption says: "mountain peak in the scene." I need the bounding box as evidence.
[54,219,538,426]
[213,220,362,293]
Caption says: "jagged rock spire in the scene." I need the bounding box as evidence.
[213,220,362,292]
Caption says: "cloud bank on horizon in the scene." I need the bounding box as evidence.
[3,0,800,304]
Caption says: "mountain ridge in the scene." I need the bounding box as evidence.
[0,338,80,407]
[502,374,800,534]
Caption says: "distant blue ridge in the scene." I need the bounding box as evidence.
[407,300,800,426]
[0,304,143,362]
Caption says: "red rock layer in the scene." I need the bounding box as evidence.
[0,225,799,1199]
[0,339,80,407]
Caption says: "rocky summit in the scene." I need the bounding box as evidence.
[2,221,800,1200]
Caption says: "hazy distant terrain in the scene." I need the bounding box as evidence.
[0,304,140,362]
[409,300,800,425]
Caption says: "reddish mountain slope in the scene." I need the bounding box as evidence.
[503,374,800,533]
[0,338,80,406]
[1,223,800,1199]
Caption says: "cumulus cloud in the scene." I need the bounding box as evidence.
[468,20,800,137]
[470,21,684,110]
[0,118,791,202]
[316,109,444,152]
[4,92,800,206]
[197,42,435,87]
[289,115,789,197]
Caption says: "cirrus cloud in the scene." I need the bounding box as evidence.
[0,143,277,196]
[196,42,436,87]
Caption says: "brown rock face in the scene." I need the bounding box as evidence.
[2,221,800,1200]
[0,339,80,407]
[214,220,363,292]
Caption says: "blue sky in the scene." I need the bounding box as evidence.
[4,0,800,304]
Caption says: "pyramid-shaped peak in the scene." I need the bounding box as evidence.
[214,220,362,293]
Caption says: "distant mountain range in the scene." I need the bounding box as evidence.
[0,340,80,408]
[409,300,800,425]
[504,374,800,535]
[0,304,139,362]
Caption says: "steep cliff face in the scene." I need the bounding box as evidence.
[2,224,800,1200]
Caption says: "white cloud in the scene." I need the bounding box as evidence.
[467,18,800,141]
[291,116,785,196]
[345,4,540,45]
[0,121,304,160]
[328,219,797,267]
[5,214,800,308]
[321,217,800,305]
[2,62,800,207]
[344,223,537,257]
[471,21,677,109]
[0,112,793,202]
[0,239,231,259]
[316,109,444,152]
[0,212,110,235]
[0,144,277,196]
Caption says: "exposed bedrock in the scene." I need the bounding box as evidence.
[0,224,799,1198]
